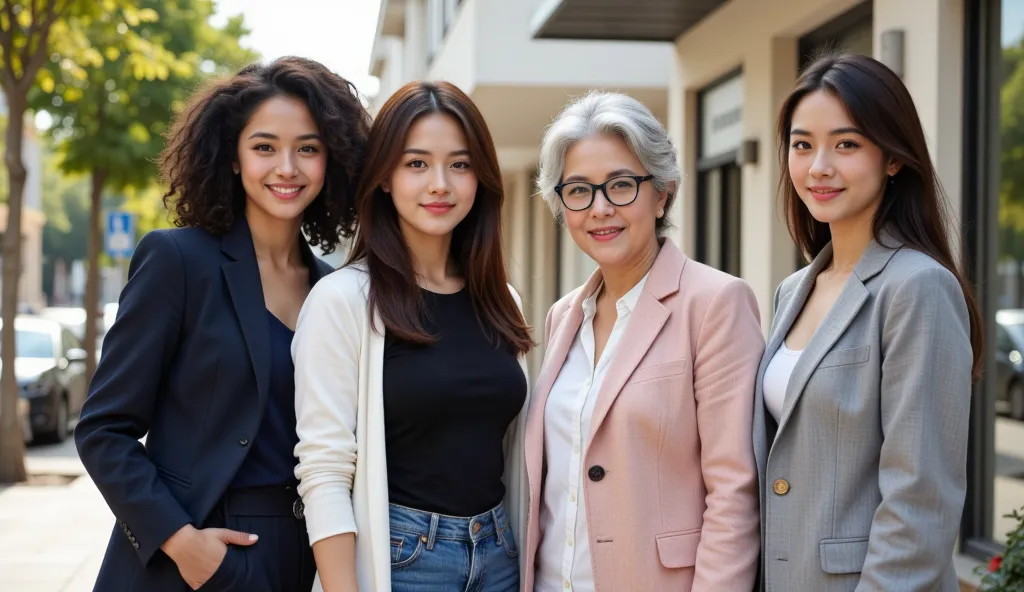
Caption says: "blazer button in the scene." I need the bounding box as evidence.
[238,437,249,446]
[588,465,606,482]
[773,478,790,496]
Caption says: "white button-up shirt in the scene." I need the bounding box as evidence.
[535,274,649,592]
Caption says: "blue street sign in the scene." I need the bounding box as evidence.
[105,211,136,259]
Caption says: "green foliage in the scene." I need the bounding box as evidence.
[977,507,1024,590]
[31,0,256,192]
[1000,31,1024,262]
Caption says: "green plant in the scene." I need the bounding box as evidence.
[977,507,1024,590]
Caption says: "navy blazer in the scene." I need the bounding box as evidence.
[75,218,333,591]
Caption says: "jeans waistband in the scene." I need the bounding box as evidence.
[388,501,510,547]
[223,486,305,520]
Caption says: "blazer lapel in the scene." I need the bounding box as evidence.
[772,232,903,441]
[586,240,683,443]
[753,257,820,477]
[524,278,593,498]
[221,219,271,410]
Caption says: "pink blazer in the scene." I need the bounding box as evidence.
[522,239,764,591]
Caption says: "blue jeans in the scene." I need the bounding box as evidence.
[388,501,520,592]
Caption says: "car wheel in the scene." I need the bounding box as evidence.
[1011,381,1024,421]
[40,394,69,443]
[54,395,69,442]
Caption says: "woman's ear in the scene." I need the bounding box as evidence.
[887,159,902,177]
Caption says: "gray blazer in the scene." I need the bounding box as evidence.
[753,233,973,592]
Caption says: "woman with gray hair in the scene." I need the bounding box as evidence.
[520,91,764,591]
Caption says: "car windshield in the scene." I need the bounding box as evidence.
[15,330,53,359]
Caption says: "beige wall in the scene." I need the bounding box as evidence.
[668,0,965,330]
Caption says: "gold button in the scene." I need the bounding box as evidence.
[472,522,481,533]
[420,536,427,543]
[773,478,790,496]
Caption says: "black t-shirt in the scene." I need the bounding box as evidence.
[383,288,526,517]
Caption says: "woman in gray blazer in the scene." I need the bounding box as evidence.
[754,52,983,592]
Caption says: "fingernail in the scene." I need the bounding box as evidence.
[249,534,258,542]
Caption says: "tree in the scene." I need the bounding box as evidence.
[32,0,254,384]
[0,0,76,483]
[40,141,90,302]
[1000,35,1024,262]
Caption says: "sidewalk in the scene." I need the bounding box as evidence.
[0,449,110,592]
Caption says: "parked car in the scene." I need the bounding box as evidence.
[996,309,1024,420]
[6,315,89,442]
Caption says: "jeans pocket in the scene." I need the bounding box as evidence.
[496,521,519,559]
[197,546,245,591]
[390,530,427,570]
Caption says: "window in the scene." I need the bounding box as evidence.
[961,0,1024,554]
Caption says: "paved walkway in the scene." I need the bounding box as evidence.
[0,445,110,592]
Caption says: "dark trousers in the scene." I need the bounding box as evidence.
[197,486,316,592]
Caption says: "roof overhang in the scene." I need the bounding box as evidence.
[531,0,727,42]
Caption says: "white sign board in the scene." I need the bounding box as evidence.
[700,74,744,160]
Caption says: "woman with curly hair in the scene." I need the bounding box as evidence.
[74,56,370,592]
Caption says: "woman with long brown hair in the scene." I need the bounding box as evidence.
[754,52,982,591]
[291,81,533,592]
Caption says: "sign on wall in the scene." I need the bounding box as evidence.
[700,74,744,160]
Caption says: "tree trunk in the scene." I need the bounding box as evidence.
[84,170,106,385]
[0,92,29,484]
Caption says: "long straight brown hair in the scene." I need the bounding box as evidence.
[347,81,533,355]
[776,52,984,378]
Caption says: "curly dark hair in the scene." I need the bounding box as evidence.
[159,56,371,253]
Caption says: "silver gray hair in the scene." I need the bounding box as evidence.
[536,91,680,225]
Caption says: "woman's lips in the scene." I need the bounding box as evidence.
[588,227,623,242]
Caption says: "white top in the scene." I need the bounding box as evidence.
[535,274,649,592]
[291,265,531,592]
[762,343,803,422]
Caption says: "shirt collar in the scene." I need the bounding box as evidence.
[582,271,651,319]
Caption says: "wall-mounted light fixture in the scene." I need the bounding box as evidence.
[738,138,758,166]
[881,29,905,79]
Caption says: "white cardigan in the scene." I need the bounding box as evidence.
[291,264,531,592]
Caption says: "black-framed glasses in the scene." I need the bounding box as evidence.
[554,175,655,211]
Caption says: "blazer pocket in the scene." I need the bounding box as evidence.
[155,465,192,489]
[819,536,869,574]
[655,528,700,568]
[629,360,688,385]
[818,345,870,369]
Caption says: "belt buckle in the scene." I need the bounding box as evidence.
[292,497,305,520]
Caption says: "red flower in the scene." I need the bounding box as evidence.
[990,554,1003,572]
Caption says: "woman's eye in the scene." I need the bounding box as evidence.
[407,160,427,168]
[790,141,810,150]
[452,161,471,169]
[837,140,859,149]
[254,144,273,152]
[299,145,320,153]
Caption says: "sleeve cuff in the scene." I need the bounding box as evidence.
[302,483,358,545]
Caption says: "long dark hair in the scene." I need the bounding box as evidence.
[159,56,371,253]
[776,52,983,378]
[347,81,533,355]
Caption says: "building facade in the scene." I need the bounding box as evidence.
[369,0,1024,585]
[532,0,1021,585]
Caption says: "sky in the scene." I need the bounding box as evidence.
[210,0,383,98]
